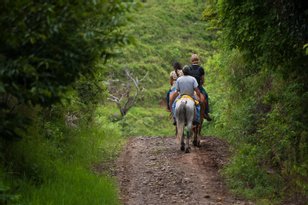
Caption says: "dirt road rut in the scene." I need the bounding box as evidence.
[116,136,254,205]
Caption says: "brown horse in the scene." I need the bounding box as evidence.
[192,98,205,147]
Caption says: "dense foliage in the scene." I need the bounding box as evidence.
[0,1,134,204]
[203,0,308,202]
[0,0,134,139]
[1,0,307,204]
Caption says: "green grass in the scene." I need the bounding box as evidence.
[97,104,175,137]
[17,164,120,205]
[1,108,124,205]
[101,0,214,138]
[121,106,175,136]
[105,0,214,106]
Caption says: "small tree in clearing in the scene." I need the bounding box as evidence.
[107,69,148,117]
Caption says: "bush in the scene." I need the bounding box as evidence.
[223,144,281,200]
[0,0,134,139]
[202,0,308,201]
[1,105,124,205]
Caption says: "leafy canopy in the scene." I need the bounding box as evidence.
[0,0,136,139]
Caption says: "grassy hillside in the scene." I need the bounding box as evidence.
[103,0,216,136]
[106,0,214,98]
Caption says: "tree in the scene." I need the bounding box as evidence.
[0,0,136,139]
[210,0,308,199]
[108,69,148,117]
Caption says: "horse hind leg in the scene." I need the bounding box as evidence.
[185,102,195,153]
[181,142,185,151]
[181,129,185,151]
[192,125,201,147]
[185,124,192,153]
[192,127,198,147]
[177,123,185,151]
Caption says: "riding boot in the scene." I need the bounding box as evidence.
[204,113,212,121]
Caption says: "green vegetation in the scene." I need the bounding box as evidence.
[106,0,213,94]
[105,0,215,137]
[2,112,123,205]
[202,0,308,203]
[1,0,307,204]
[96,103,174,137]
[0,1,133,204]
[0,0,135,139]
[0,102,123,205]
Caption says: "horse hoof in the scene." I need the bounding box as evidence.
[180,145,185,151]
[185,147,190,153]
[193,140,201,147]
[193,140,198,147]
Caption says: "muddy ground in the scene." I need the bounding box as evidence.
[115,136,255,205]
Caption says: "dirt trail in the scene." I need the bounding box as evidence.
[116,136,254,205]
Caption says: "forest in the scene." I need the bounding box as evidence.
[0,0,307,204]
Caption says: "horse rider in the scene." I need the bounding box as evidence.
[169,65,201,125]
[188,54,212,121]
[166,62,183,111]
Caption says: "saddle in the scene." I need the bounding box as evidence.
[175,95,201,126]
[176,95,199,105]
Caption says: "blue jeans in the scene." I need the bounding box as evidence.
[166,90,171,109]
[166,87,176,110]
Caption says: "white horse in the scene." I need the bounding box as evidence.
[175,95,198,153]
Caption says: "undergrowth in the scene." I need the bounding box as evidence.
[1,107,123,205]
[203,49,308,203]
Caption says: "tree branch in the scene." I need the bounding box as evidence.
[107,69,147,117]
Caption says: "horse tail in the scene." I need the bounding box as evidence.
[176,100,187,143]
[176,100,187,124]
